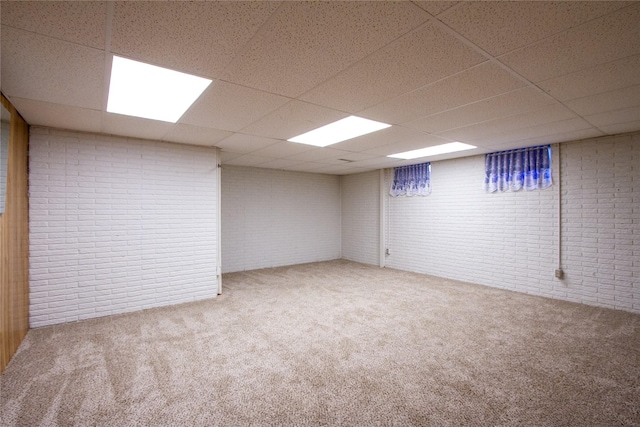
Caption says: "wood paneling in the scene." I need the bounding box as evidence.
[0,93,30,372]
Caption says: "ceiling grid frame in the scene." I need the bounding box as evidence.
[1,0,638,174]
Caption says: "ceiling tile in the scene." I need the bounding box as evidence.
[315,153,363,165]
[412,1,460,17]
[336,167,375,176]
[292,162,327,172]
[499,4,640,82]
[101,113,174,141]
[215,134,281,154]
[585,106,640,128]
[598,120,640,135]
[405,87,557,134]
[363,134,455,157]
[364,149,486,165]
[441,1,630,56]
[361,62,525,124]
[220,1,430,97]
[1,26,105,109]
[330,125,428,153]
[162,124,233,147]
[285,148,350,163]
[488,128,605,151]
[180,81,291,132]
[257,158,305,171]
[249,141,316,158]
[1,1,107,49]
[299,22,485,112]
[402,148,488,164]
[437,104,579,142]
[333,152,379,162]
[538,54,640,102]
[468,117,595,147]
[111,1,279,78]
[220,151,243,163]
[241,100,348,140]
[348,156,405,169]
[223,154,273,167]
[9,98,102,134]
[565,85,640,116]
[309,164,358,175]
[282,162,328,173]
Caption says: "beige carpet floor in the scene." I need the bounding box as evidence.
[1,260,639,426]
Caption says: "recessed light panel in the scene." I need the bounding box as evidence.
[388,142,476,160]
[288,116,391,147]
[107,56,212,123]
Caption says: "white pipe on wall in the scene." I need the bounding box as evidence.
[379,169,386,268]
[556,143,564,280]
[216,148,223,294]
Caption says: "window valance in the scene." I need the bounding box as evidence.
[484,145,552,193]
[390,162,431,197]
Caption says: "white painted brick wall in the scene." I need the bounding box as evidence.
[341,171,379,265]
[385,148,559,300]
[384,133,640,314]
[561,133,639,312]
[221,166,341,273]
[29,128,219,327]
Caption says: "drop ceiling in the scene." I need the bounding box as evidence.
[1,1,639,175]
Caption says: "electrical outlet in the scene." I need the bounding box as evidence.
[555,269,565,280]
[385,248,390,256]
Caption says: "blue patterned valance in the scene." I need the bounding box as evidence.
[390,162,431,197]
[484,145,552,193]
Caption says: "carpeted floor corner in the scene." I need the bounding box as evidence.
[2,260,639,426]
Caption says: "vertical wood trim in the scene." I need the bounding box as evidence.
[0,93,30,372]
